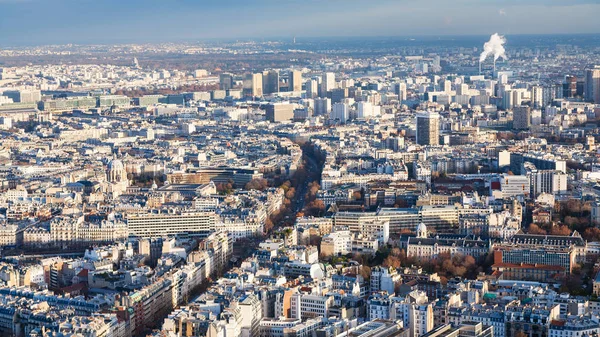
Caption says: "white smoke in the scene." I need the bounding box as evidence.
[479,33,508,63]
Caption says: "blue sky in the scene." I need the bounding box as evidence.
[1,0,599,46]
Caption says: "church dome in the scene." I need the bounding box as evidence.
[416,222,428,238]
[107,159,126,183]
[108,159,124,171]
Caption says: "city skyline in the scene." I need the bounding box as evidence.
[2,2,600,337]
[1,0,600,46]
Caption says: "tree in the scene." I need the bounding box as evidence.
[383,256,402,269]
[309,235,322,248]
[566,200,583,215]
[280,181,291,192]
[583,227,600,241]
[305,200,326,217]
[216,182,234,195]
[245,178,269,191]
[264,217,275,233]
[514,331,528,337]
[352,253,365,265]
[423,253,481,280]
[360,266,372,281]
[285,187,296,200]
[550,225,571,236]
[528,224,547,235]
[308,181,320,197]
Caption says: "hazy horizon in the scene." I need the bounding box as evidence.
[1,33,600,49]
[1,0,599,47]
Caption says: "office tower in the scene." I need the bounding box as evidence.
[293,108,311,121]
[442,80,451,93]
[243,73,263,97]
[527,169,568,197]
[289,70,302,92]
[219,73,234,90]
[331,88,348,103]
[501,90,513,110]
[339,79,355,89]
[512,89,526,107]
[433,55,441,70]
[498,83,511,98]
[553,83,564,99]
[331,103,349,123]
[416,112,440,146]
[395,82,407,101]
[484,80,496,96]
[306,79,318,98]
[321,72,336,95]
[457,83,469,96]
[357,102,373,119]
[585,66,600,103]
[263,70,280,95]
[513,106,531,130]
[563,75,577,98]
[531,86,543,108]
[531,109,542,125]
[314,97,331,116]
[541,85,553,107]
[265,103,294,122]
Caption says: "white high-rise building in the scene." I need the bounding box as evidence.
[527,169,568,197]
[320,72,336,96]
[457,83,469,96]
[531,86,544,108]
[442,80,452,93]
[397,82,407,101]
[305,79,318,98]
[585,66,600,103]
[314,97,331,116]
[357,102,374,119]
[331,103,349,123]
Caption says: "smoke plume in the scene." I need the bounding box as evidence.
[479,33,507,63]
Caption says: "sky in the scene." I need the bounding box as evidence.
[1,0,600,46]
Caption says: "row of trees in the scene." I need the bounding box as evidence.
[528,200,600,242]
[381,248,485,283]
[299,180,326,217]
[419,253,483,281]
[527,223,571,236]
[244,178,269,191]
[299,143,327,217]
[347,245,489,286]
[216,181,236,195]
